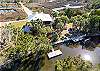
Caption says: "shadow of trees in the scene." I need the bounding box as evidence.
[0,50,45,71]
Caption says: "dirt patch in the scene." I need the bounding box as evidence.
[0,9,27,22]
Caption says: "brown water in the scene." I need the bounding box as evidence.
[59,44,100,64]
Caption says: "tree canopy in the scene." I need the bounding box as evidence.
[55,55,93,71]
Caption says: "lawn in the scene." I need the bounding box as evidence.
[11,21,27,28]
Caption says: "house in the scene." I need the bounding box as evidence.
[28,12,53,24]
[19,2,53,24]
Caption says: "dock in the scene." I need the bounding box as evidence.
[53,34,86,45]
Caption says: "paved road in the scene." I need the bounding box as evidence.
[19,2,33,17]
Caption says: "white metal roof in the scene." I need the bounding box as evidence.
[47,49,62,58]
[20,2,53,22]
[28,12,53,22]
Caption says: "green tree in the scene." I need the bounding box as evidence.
[53,15,69,30]
[69,15,84,30]
[90,0,100,9]
[90,9,100,16]
[64,8,73,19]
[55,55,93,71]
[88,15,100,33]
[61,15,69,23]
[52,12,58,17]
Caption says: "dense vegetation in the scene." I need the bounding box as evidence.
[55,56,100,71]
[52,8,100,35]
[0,20,53,71]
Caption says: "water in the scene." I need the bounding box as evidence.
[58,44,100,65]
[51,36,100,65]
[50,44,100,66]
[42,43,100,71]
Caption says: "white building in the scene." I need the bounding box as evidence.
[20,2,53,23]
[28,12,53,22]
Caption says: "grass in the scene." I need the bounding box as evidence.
[11,21,27,28]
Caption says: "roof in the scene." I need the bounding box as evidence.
[19,2,53,22]
[28,12,53,22]
[47,49,62,58]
